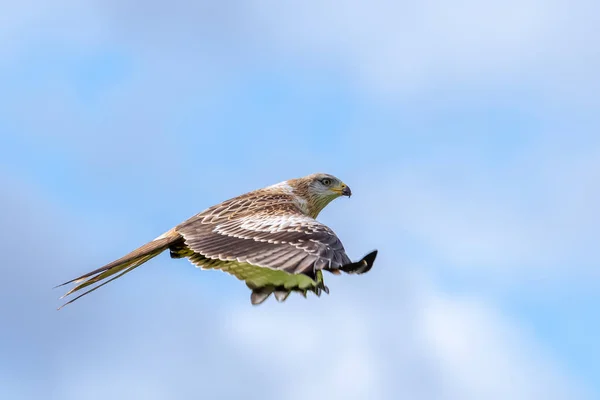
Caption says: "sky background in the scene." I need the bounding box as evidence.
[1,1,599,399]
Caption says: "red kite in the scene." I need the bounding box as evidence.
[57,173,377,308]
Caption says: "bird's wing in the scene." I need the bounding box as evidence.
[175,193,352,277]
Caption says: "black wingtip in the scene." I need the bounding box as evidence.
[357,249,377,274]
[340,249,378,274]
[363,250,377,267]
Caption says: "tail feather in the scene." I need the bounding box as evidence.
[57,262,142,310]
[56,232,181,310]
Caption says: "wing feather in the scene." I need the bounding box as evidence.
[176,192,351,279]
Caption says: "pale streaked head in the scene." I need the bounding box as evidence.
[288,173,351,218]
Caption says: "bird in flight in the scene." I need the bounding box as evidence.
[56,173,377,309]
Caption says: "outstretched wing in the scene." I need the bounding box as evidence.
[176,195,352,277]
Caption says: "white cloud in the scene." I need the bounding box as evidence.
[227,305,384,400]
[248,0,566,91]
[4,0,598,100]
[224,274,587,400]
[416,288,586,400]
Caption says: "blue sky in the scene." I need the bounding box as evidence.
[1,1,599,399]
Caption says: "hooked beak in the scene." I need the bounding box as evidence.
[341,184,352,197]
[331,183,352,197]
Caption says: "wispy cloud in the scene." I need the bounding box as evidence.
[225,273,588,400]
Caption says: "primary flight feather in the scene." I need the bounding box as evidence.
[56,173,377,309]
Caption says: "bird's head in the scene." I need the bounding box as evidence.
[288,173,351,218]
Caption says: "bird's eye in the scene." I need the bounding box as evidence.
[321,178,332,186]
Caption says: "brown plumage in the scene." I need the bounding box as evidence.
[56,173,377,309]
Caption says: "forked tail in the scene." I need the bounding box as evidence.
[55,229,181,309]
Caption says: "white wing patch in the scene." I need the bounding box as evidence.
[233,214,322,233]
[266,181,294,193]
